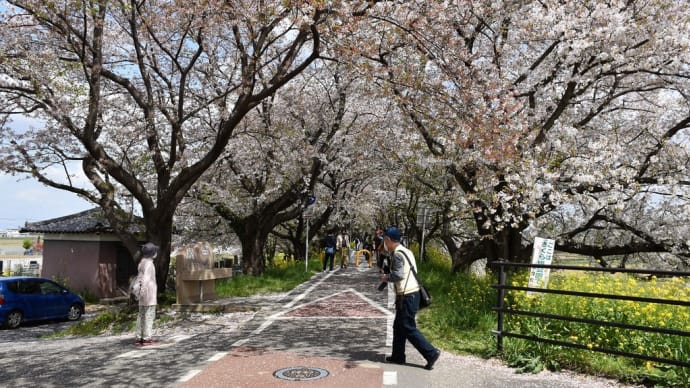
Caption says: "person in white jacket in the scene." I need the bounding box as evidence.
[134,242,158,346]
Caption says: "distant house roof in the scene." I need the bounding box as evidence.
[20,208,143,234]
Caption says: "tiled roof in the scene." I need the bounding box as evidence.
[20,208,142,234]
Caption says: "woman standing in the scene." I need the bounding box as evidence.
[134,242,158,346]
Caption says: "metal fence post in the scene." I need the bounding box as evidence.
[496,259,506,353]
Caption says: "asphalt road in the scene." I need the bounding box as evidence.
[0,268,385,387]
[0,265,639,388]
[0,314,248,386]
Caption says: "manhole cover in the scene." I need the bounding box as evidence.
[274,366,329,381]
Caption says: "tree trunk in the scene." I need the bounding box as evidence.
[291,238,307,262]
[152,224,173,292]
[136,211,175,293]
[230,214,266,275]
[442,236,483,274]
[443,223,530,274]
[285,219,308,262]
[287,206,334,261]
[100,202,175,292]
[240,229,268,275]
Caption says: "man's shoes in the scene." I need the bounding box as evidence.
[384,356,405,365]
[140,340,156,347]
[425,350,441,370]
[134,339,143,346]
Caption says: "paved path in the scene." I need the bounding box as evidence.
[0,263,638,387]
[175,265,635,388]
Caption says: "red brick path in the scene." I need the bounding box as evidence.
[283,290,388,318]
[180,347,382,388]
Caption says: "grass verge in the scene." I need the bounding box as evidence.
[215,258,320,297]
[416,245,688,387]
[44,305,137,338]
[414,245,497,357]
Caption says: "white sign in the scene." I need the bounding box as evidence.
[527,237,555,296]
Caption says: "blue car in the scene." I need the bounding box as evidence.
[0,276,84,329]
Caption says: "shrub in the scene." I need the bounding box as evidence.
[504,271,690,385]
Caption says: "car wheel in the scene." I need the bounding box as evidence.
[6,310,23,329]
[67,304,82,321]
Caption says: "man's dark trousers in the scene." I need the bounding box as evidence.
[391,291,437,362]
[323,252,334,271]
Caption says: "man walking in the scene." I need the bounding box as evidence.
[323,231,336,272]
[380,226,441,370]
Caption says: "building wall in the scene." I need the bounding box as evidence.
[42,234,130,298]
[97,242,118,297]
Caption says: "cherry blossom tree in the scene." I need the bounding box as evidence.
[0,0,357,288]
[351,0,690,270]
[2,0,689,286]
[182,60,393,273]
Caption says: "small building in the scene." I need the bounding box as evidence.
[20,208,142,298]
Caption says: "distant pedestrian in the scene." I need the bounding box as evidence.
[354,237,362,251]
[323,232,336,271]
[336,231,350,269]
[380,227,441,370]
[134,242,158,346]
[373,228,386,273]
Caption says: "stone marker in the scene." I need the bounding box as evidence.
[175,242,233,306]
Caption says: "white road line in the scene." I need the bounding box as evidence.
[115,350,147,359]
[232,338,249,347]
[176,352,226,383]
[383,371,398,385]
[207,352,227,362]
[386,285,395,346]
[168,334,194,343]
[234,269,394,348]
[231,311,281,347]
[231,271,337,347]
[349,288,395,317]
[178,369,202,383]
[273,316,389,320]
[279,287,393,318]
[282,270,336,309]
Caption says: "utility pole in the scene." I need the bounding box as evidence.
[305,217,310,271]
[420,207,428,262]
[304,194,316,272]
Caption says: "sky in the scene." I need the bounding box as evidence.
[0,109,94,230]
[0,173,93,230]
